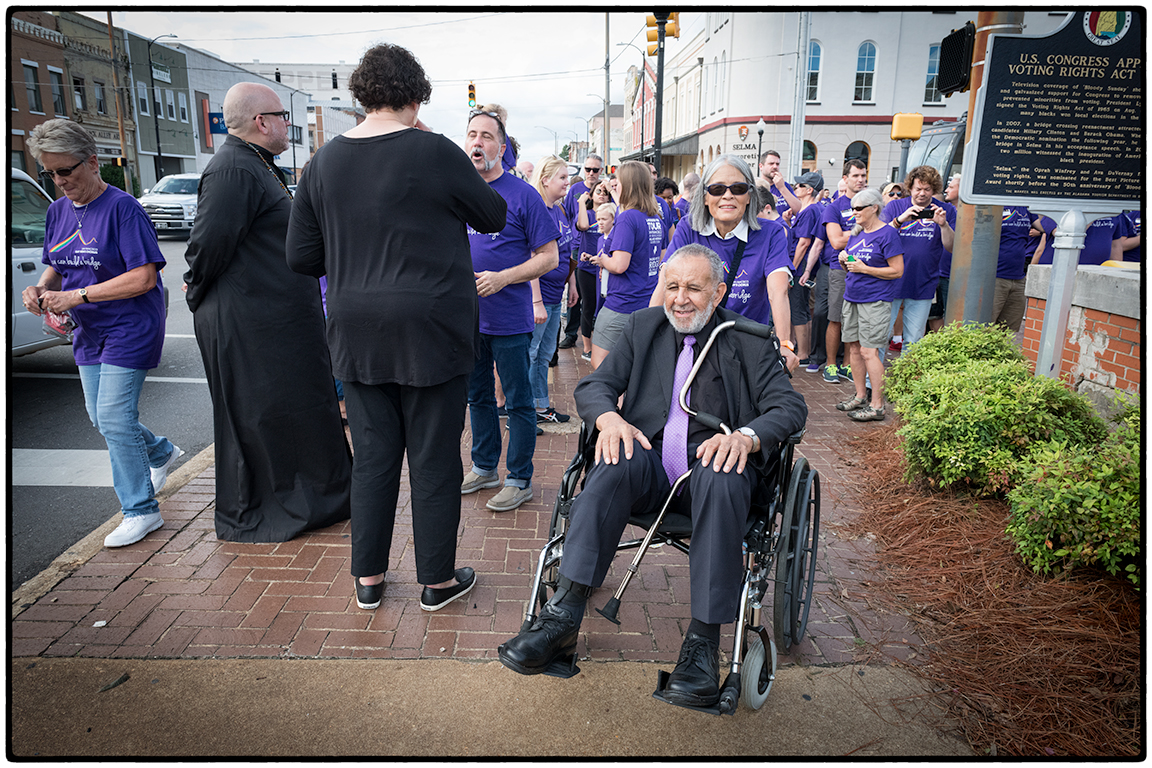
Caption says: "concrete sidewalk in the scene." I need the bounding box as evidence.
[10,345,972,757]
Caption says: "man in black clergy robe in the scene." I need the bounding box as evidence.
[184,82,351,541]
[498,244,807,707]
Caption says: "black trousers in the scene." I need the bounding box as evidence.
[343,374,468,585]
[575,268,598,338]
[559,444,756,625]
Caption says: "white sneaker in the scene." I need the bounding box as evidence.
[104,512,164,548]
[151,444,184,494]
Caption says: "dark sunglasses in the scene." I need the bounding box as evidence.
[851,205,874,211]
[705,182,751,196]
[468,107,507,138]
[255,110,290,120]
[584,166,602,174]
[39,158,86,183]
[887,189,904,197]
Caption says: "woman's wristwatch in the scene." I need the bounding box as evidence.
[737,427,761,453]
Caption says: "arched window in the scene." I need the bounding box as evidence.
[845,141,870,174]
[854,42,877,102]
[806,41,822,102]
[802,140,817,172]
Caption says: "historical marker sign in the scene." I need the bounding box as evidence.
[960,10,1142,215]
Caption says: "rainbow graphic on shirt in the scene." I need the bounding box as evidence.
[49,228,97,253]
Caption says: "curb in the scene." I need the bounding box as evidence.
[10,444,216,619]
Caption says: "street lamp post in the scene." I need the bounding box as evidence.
[536,125,559,156]
[756,118,766,168]
[146,33,177,185]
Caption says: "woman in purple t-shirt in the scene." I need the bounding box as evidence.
[22,119,177,550]
[527,156,576,423]
[586,161,666,369]
[837,188,904,422]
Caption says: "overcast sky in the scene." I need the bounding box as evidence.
[98,9,714,165]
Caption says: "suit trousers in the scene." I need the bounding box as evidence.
[343,374,467,585]
[559,443,756,625]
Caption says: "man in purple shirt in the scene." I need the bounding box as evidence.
[462,106,558,512]
[820,159,868,383]
[759,150,801,217]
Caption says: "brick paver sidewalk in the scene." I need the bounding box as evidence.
[13,346,921,667]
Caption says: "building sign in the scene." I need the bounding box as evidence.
[209,113,227,134]
[961,10,1141,214]
[151,61,171,84]
[730,125,759,167]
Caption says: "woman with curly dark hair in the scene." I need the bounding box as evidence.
[287,44,507,614]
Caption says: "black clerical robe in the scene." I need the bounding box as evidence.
[184,134,351,542]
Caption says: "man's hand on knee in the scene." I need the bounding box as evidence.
[593,412,652,465]
[697,432,754,474]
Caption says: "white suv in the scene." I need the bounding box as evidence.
[138,173,200,236]
[11,168,72,356]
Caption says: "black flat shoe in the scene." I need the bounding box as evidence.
[420,567,476,612]
[355,576,385,610]
[663,631,720,707]
[498,602,580,675]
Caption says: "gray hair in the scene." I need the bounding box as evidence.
[848,188,884,237]
[664,243,725,289]
[584,154,603,165]
[689,154,761,234]
[26,119,97,163]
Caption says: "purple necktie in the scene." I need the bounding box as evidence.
[662,335,696,486]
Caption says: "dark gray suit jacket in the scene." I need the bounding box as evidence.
[574,306,808,471]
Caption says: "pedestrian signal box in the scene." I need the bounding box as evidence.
[891,113,924,141]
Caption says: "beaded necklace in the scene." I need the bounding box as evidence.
[238,137,293,199]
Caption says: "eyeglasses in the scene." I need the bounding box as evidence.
[39,158,87,184]
[584,166,602,174]
[704,182,752,196]
[468,108,507,139]
[255,110,290,121]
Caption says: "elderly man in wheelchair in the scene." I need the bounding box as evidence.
[498,243,808,711]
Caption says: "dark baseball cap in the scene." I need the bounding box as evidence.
[794,171,825,193]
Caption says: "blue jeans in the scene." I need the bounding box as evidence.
[78,364,175,517]
[527,302,563,409]
[467,333,534,488]
[888,297,934,349]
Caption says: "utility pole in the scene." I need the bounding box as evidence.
[604,13,610,165]
[106,13,131,193]
[945,11,1025,326]
[788,12,811,178]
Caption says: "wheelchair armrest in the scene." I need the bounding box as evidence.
[786,428,806,445]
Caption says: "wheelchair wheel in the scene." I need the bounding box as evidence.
[787,469,820,648]
[772,458,806,649]
[740,635,778,711]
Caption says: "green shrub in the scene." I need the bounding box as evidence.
[896,360,1107,495]
[1006,402,1141,588]
[887,322,1027,411]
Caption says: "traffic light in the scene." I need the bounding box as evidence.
[646,14,660,56]
[468,82,477,108]
[666,12,680,38]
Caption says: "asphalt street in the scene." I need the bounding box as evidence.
[9,235,213,589]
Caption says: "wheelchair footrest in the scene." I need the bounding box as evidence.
[651,670,731,716]
[542,652,581,679]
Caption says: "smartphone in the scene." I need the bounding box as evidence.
[803,279,816,289]
[915,207,935,220]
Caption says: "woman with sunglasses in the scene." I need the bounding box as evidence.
[573,180,614,357]
[652,154,797,370]
[881,182,904,200]
[22,119,178,549]
[586,161,667,369]
[837,188,904,422]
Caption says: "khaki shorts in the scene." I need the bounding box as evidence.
[841,300,891,348]
[992,278,1026,332]
[591,306,631,353]
[827,268,847,323]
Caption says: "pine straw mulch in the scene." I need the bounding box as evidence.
[832,421,1142,758]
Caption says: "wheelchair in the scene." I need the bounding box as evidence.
[517,317,822,715]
